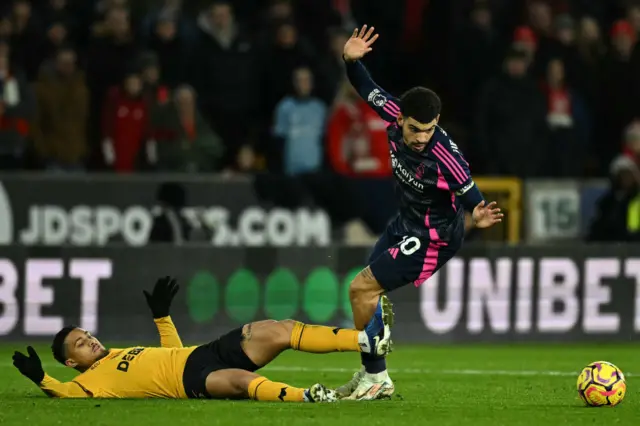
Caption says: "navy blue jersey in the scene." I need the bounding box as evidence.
[345,59,482,239]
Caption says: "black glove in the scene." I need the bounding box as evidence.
[13,346,45,384]
[143,276,179,319]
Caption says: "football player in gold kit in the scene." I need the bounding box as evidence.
[12,276,391,402]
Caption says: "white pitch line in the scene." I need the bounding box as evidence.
[263,366,634,377]
[0,363,635,378]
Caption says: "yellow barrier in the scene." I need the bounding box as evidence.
[474,177,522,244]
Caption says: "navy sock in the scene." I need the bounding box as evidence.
[361,353,386,374]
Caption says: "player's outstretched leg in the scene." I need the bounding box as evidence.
[204,368,337,402]
[198,319,394,403]
[240,319,390,365]
[337,267,395,400]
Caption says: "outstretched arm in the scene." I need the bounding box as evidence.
[154,316,183,348]
[144,277,184,348]
[343,26,400,123]
[12,346,90,398]
[40,374,91,398]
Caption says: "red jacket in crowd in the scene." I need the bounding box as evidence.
[327,98,392,177]
[101,87,149,172]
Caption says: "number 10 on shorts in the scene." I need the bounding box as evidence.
[400,236,421,255]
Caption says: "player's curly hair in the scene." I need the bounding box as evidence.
[400,87,441,124]
[51,325,78,365]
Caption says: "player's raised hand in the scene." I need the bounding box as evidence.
[343,25,379,62]
[143,276,180,319]
[472,201,503,228]
[13,346,45,384]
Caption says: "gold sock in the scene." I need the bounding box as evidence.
[290,321,361,353]
[248,377,306,402]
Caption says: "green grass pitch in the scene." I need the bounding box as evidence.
[1,343,638,425]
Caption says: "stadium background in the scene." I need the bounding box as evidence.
[0,0,640,374]
[2,1,640,423]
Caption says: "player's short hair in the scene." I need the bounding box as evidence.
[51,325,78,365]
[399,87,441,124]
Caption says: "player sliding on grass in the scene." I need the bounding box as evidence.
[338,26,503,400]
[12,276,390,402]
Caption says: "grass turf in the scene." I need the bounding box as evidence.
[0,343,638,425]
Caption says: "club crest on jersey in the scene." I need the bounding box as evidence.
[416,163,425,180]
[367,88,387,107]
[391,156,398,169]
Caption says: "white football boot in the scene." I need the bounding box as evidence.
[337,295,395,400]
[346,370,395,401]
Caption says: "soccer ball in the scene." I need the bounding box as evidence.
[576,361,626,407]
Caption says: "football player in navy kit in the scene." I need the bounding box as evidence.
[336,26,504,400]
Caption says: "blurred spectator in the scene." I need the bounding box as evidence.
[148,85,224,173]
[8,0,44,81]
[622,120,640,165]
[0,52,32,169]
[86,6,140,114]
[575,16,606,104]
[577,16,606,63]
[327,80,391,178]
[42,0,77,35]
[101,72,148,173]
[474,47,547,177]
[268,0,293,20]
[512,26,538,67]
[588,155,640,241]
[537,15,583,83]
[272,67,326,176]
[317,28,349,105]
[236,145,259,174]
[140,0,195,44]
[0,39,9,59]
[33,47,88,171]
[42,21,70,63]
[42,0,79,43]
[92,0,133,24]
[0,99,29,169]
[190,1,261,169]
[259,0,294,43]
[264,21,317,111]
[597,20,638,170]
[137,51,169,107]
[149,181,191,244]
[627,2,640,36]
[146,16,190,88]
[0,51,31,114]
[453,2,503,122]
[294,0,342,53]
[331,0,356,29]
[0,17,11,40]
[540,58,589,177]
[527,0,553,37]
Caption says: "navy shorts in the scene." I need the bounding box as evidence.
[368,216,464,292]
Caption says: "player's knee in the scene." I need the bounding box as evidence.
[349,269,379,303]
[259,319,295,348]
[276,319,296,344]
[231,373,255,397]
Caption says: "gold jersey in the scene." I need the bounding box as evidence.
[40,317,196,398]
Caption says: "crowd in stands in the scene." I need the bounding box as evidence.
[0,0,639,181]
